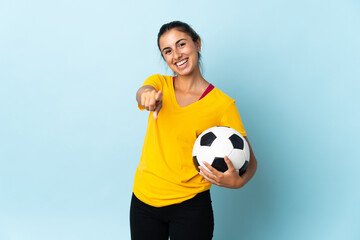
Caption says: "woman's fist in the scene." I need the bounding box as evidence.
[138,87,163,119]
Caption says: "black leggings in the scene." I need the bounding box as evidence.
[130,190,214,240]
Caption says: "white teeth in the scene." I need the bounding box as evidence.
[176,59,188,66]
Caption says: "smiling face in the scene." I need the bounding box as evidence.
[158,29,201,76]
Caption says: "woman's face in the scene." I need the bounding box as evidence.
[158,29,201,76]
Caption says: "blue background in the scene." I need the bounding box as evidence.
[1,0,359,239]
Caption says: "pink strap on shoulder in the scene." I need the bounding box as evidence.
[199,84,214,100]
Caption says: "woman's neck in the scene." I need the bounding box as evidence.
[175,69,208,93]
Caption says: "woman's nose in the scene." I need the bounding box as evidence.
[173,49,182,60]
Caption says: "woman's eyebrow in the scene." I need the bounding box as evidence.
[175,38,187,44]
[161,39,187,52]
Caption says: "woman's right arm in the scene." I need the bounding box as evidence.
[136,85,163,119]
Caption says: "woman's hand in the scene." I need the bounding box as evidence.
[198,156,245,189]
[136,86,163,119]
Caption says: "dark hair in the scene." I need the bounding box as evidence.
[157,21,201,61]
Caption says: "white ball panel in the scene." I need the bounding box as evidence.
[211,138,233,157]
[243,138,250,161]
[211,126,235,138]
[195,146,215,168]
[228,149,246,170]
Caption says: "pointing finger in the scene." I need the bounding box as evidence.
[153,101,162,120]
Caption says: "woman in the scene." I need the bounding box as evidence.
[131,21,257,240]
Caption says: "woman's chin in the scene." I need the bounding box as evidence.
[173,67,195,77]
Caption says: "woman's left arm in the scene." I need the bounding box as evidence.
[199,136,257,189]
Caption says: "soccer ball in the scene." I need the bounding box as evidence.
[192,126,250,175]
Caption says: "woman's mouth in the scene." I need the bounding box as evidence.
[175,58,189,67]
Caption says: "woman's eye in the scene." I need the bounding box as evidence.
[165,50,171,55]
[179,42,186,47]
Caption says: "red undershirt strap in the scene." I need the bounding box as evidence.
[199,84,215,100]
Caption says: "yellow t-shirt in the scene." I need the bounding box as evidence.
[133,74,246,207]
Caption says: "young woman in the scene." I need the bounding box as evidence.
[131,21,257,240]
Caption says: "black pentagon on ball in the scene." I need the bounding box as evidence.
[211,157,228,172]
[229,134,244,150]
[200,132,217,146]
[238,161,249,176]
[193,156,200,172]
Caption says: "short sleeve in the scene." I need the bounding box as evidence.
[142,74,164,91]
[137,74,165,110]
[220,101,247,136]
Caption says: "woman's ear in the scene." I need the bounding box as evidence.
[196,38,201,52]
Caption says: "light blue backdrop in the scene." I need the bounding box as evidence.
[1,0,359,239]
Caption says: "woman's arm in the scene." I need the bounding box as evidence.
[199,136,257,189]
